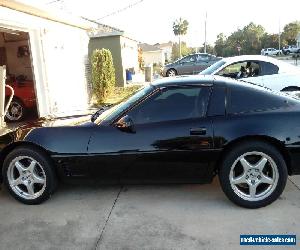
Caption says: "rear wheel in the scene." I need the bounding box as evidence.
[219,141,287,208]
[166,69,177,77]
[5,98,26,122]
[2,146,57,204]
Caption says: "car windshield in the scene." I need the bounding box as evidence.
[94,84,154,124]
[200,59,226,75]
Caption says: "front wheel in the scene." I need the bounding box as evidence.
[219,141,287,208]
[2,146,57,204]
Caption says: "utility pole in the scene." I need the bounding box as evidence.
[278,19,281,51]
[204,11,207,53]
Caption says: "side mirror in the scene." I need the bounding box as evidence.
[115,115,136,133]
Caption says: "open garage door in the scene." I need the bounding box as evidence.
[0,28,38,122]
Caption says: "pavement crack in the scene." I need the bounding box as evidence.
[93,185,123,250]
[288,177,300,191]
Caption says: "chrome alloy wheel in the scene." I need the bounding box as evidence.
[229,151,279,201]
[7,156,46,200]
[6,101,23,121]
[167,69,176,77]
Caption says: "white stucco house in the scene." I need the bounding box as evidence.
[139,43,165,66]
[0,0,97,118]
[154,41,173,62]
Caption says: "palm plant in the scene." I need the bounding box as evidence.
[173,18,189,58]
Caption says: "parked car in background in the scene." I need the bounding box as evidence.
[5,75,36,122]
[282,45,300,55]
[261,48,281,56]
[200,55,300,92]
[162,53,222,77]
[1,75,300,208]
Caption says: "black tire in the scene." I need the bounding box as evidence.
[5,98,26,122]
[219,141,287,208]
[2,146,57,205]
[286,50,290,55]
[166,69,177,77]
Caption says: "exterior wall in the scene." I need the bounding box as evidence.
[0,6,90,117]
[120,36,138,76]
[160,45,172,62]
[142,50,165,66]
[89,36,125,87]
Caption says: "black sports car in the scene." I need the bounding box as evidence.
[1,75,300,208]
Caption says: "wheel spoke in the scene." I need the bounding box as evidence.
[231,173,247,185]
[240,157,252,172]
[15,161,26,175]
[260,173,273,185]
[27,160,36,173]
[255,157,268,172]
[32,173,45,184]
[249,184,257,198]
[26,182,35,195]
[11,177,23,187]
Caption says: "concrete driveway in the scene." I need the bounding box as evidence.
[0,176,299,250]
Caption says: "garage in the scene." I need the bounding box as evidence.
[0,0,97,121]
[0,29,37,121]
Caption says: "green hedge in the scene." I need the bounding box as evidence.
[91,48,116,104]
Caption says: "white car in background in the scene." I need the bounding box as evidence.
[261,48,281,56]
[200,55,300,92]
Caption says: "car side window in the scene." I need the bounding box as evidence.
[260,62,279,75]
[217,61,261,78]
[127,86,211,125]
[197,54,210,62]
[228,85,288,114]
[180,55,195,63]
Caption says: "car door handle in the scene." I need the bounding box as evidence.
[190,127,206,135]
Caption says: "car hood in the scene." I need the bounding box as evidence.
[10,115,95,140]
[164,62,176,67]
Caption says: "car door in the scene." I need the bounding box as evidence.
[259,61,281,91]
[121,85,215,182]
[177,55,197,75]
[194,54,211,73]
[88,84,215,183]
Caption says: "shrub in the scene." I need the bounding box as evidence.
[91,49,116,104]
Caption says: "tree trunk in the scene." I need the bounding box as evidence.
[179,35,181,58]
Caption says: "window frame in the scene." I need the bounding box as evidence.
[115,83,213,126]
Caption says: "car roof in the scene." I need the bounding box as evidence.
[151,75,300,100]
[151,75,216,87]
[151,75,270,90]
[222,55,281,64]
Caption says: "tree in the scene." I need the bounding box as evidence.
[282,21,300,45]
[214,22,266,56]
[171,42,194,61]
[91,49,116,104]
[214,33,226,56]
[172,18,189,58]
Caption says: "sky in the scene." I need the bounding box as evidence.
[20,0,300,47]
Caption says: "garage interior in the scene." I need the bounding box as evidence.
[0,28,38,122]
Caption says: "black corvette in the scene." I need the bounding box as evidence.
[1,75,300,208]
